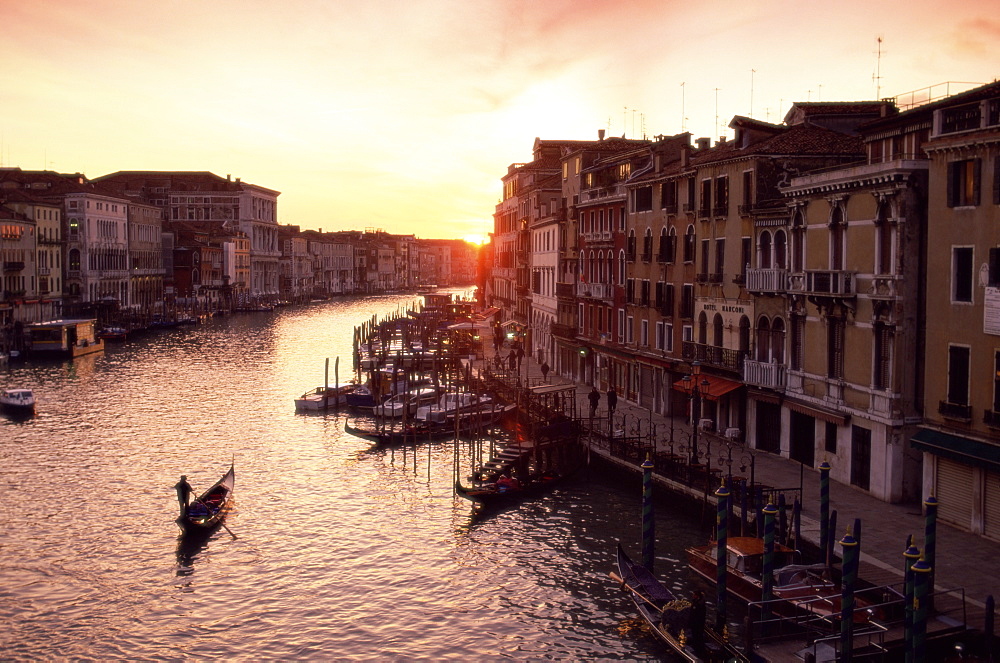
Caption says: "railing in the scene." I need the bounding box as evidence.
[697,207,711,219]
[576,282,613,299]
[939,400,972,421]
[746,267,789,293]
[738,203,753,215]
[683,203,695,213]
[869,275,898,299]
[3,261,25,272]
[870,391,895,416]
[663,203,678,215]
[742,359,786,389]
[555,282,575,298]
[789,270,855,297]
[713,205,728,217]
[550,322,576,339]
[708,273,723,284]
[682,341,747,372]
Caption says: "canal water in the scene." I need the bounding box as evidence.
[1,292,714,661]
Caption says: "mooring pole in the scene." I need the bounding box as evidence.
[819,460,831,559]
[641,454,655,571]
[715,481,730,631]
[761,502,779,630]
[903,540,920,663]
[839,528,859,661]
[912,556,932,663]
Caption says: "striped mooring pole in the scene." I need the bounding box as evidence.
[761,502,779,628]
[715,481,730,631]
[641,454,655,571]
[819,460,831,558]
[912,556,932,663]
[924,495,938,612]
[903,540,920,663]
[839,528,859,660]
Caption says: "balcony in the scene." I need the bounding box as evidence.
[938,400,972,422]
[869,275,899,300]
[576,282,613,300]
[742,359,786,390]
[3,261,25,272]
[789,270,855,298]
[746,268,789,294]
[664,203,678,215]
[683,203,695,214]
[870,391,896,417]
[697,207,711,220]
[985,409,1000,428]
[681,341,747,373]
[551,322,577,339]
[555,282,575,298]
[738,203,753,216]
[713,205,728,217]
[708,273,723,284]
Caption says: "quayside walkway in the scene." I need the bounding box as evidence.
[475,343,999,610]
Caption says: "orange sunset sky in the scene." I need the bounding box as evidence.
[2,1,999,243]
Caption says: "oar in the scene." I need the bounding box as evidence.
[191,495,238,540]
[609,572,666,613]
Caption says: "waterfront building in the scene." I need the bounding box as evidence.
[125,200,165,318]
[279,225,314,301]
[0,204,36,327]
[1,189,63,324]
[912,81,1000,533]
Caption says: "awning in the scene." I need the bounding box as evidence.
[672,375,744,401]
[500,320,525,329]
[478,307,501,319]
[785,398,850,426]
[911,428,1000,473]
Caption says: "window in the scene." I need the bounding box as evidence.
[682,325,693,343]
[642,228,653,261]
[641,319,649,346]
[873,322,893,390]
[759,230,772,268]
[655,321,664,350]
[742,170,754,208]
[578,303,585,333]
[953,247,974,303]
[714,176,729,215]
[627,231,637,261]
[876,204,893,275]
[790,209,805,272]
[627,316,634,344]
[827,316,845,380]
[681,284,694,318]
[825,422,838,455]
[947,345,971,406]
[661,181,678,210]
[658,228,669,262]
[830,206,846,271]
[989,247,1000,286]
[741,237,752,280]
[640,280,650,307]
[618,250,626,284]
[790,314,804,370]
[635,186,653,212]
[683,226,696,262]
[947,159,981,207]
[714,238,725,279]
[700,179,712,216]
[618,308,625,340]
[626,278,635,304]
[700,239,710,278]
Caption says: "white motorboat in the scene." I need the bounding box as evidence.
[1,388,36,416]
[372,386,442,418]
[415,391,492,424]
[294,385,355,411]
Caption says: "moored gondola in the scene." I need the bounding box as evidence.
[176,464,235,538]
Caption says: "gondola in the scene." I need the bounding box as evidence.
[612,543,748,663]
[176,464,235,537]
[454,470,565,510]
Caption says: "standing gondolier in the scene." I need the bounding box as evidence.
[174,475,193,517]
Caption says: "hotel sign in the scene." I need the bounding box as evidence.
[985,286,1000,336]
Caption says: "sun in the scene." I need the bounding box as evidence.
[463,234,488,245]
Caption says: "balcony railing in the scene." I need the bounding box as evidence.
[550,322,577,339]
[869,275,898,300]
[682,341,747,373]
[683,203,695,213]
[713,205,728,217]
[738,203,753,216]
[742,359,786,390]
[555,282,575,298]
[746,267,789,294]
[3,261,25,272]
[870,391,895,417]
[664,203,678,215]
[985,409,1000,428]
[938,400,972,422]
[697,207,711,219]
[789,270,855,297]
[576,282,613,300]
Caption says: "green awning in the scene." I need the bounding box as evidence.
[911,428,1000,473]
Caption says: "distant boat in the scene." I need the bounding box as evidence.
[371,386,442,418]
[97,326,128,341]
[176,464,235,538]
[1,388,35,416]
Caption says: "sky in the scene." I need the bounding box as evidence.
[3,1,999,243]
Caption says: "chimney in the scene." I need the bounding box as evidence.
[598,129,605,141]
[718,136,727,146]
[696,137,711,150]
[681,143,690,168]
[227,174,231,181]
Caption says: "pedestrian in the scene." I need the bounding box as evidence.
[541,361,550,383]
[516,345,525,371]
[508,350,516,371]
[588,386,600,418]
[607,386,618,418]
[174,474,193,517]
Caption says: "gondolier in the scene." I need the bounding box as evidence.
[174,475,193,517]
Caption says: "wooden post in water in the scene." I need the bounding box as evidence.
[903,539,920,663]
[641,454,655,571]
[714,481,730,631]
[839,528,859,661]
[911,556,932,663]
[923,495,938,612]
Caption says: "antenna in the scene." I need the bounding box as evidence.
[623,107,629,137]
[873,35,885,99]
[680,82,686,132]
[750,69,756,118]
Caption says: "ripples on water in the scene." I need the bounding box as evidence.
[1,293,714,661]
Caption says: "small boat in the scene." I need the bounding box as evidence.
[294,384,355,411]
[415,391,492,423]
[97,326,128,341]
[1,388,36,416]
[612,544,747,662]
[372,386,442,418]
[686,536,877,623]
[176,464,235,537]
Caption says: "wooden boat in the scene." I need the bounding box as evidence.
[454,470,564,508]
[345,404,512,446]
[1,388,35,416]
[294,384,355,411]
[686,536,874,623]
[414,391,492,423]
[612,544,747,662]
[176,464,235,537]
[97,326,128,341]
[371,386,442,418]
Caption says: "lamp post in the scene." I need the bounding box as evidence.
[684,361,710,466]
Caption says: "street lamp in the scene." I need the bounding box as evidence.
[683,361,711,465]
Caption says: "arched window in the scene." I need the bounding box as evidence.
[739,316,751,354]
[627,229,637,261]
[606,252,615,285]
[713,313,724,347]
[589,250,596,283]
[790,209,805,273]
[830,206,846,271]
[618,249,626,285]
[774,230,787,269]
[771,318,785,363]
[683,225,696,262]
[643,228,653,260]
[597,250,605,282]
[69,248,81,271]
[698,311,708,344]
[876,202,892,275]
[759,230,773,269]
[667,227,678,263]
[756,316,771,362]
[658,227,668,261]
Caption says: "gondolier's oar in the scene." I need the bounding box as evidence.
[192,496,238,540]
[609,572,666,613]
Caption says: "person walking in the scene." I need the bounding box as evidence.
[588,386,600,418]
[516,345,525,371]
[174,475,193,518]
[607,387,618,418]
[541,361,550,383]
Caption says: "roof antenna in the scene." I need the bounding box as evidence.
[873,35,885,99]
[750,69,756,118]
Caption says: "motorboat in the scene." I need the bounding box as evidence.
[372,386,442,418]
[1,388,36,416]
[294,384,355,411]
[414,391,492,423]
